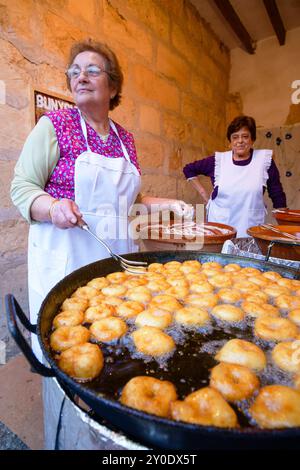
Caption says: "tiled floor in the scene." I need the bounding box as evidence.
[0,354,44,450]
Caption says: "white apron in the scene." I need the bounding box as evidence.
[28,114,141,360]
[206,149,272,238]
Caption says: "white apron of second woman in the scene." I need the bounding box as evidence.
[28,112,141,361]
[206,149,272,238]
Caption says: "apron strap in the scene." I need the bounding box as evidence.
[109,119,131,163]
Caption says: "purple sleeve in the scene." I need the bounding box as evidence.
[183,155,215,184]
[266,159,287,208]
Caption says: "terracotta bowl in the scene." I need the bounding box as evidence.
[139,221,237,253]
[272,209,300,226]
[247,225,300,261]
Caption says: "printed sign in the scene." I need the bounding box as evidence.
[33,88,75,124]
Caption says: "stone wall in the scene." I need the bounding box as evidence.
[0,0,230,350]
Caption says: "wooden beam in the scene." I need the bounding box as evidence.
[213,0,255,54]
[263,0,286,45]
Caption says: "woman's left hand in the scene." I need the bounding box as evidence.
[50,198,82,229]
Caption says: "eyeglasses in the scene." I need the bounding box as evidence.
[66,64,109,80]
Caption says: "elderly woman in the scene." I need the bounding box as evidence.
[11,40,191,360]
[183,115,287,237]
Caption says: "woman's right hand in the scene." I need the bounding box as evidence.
[50,198,82,229]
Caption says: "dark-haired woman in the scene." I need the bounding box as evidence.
[183,115,287,237]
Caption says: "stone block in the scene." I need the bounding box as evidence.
[141,174,177,199]
[171,22,203,66]
[0,161,19,208]
[168,144,183,172]
[133,65,180,112]
[162,111,191,144]
[134,134,165,169]
[156,43,190,88]
[139,105,161,135]
[0,219,28,254]
[103,1,153,63]
[110,95,138,132]
[181,93,207,124]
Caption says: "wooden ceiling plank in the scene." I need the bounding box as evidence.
[213,0,255,54]
[263,0,286,45]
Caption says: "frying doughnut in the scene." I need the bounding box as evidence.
[174,307,210,328]
[126,286,152,303]
[101,296,123,307]
[132,326,175,356]
[272,341,300,373]
[201,262,222,271]
[189,281,214,294]
[215,338,267,371]
[90,317,127,343]
[123,277,148,289]
[72,286,99,300]
[120,376,177,417]
[184,273,207,284]
[135,308,173,329]
[211,304,245,323]
[185,293,218,310]
[241,301,279,318]
[88,294,105,307]
[116,300,145,319]
[87,277,109,290]
[147,263,165,273]
[61,297,89,312]
[277,278,296,290]
[240,267,262,277]
[288,309,300,327]
[170,387,238,428]
[146,279,170,293]
[106,272,128,284]
[58,342,104,382]
[217,288,242,304]
[264,285,290,298]
[249,385,300,428]
[275,295,300,310]
[208,274,232,289]
[233,280,259,294]
[84,304,116,323]
[101,285,127,297]
[165,285,190,300]
[244,291,269,304]
[166,277,189,288]
[210,362,259,401]
[254,315,299,342]
[247,275,270,288]
[164,261,182,271]
[223,264,241,273]
[181,260,202,270]
[262,271,283,281]
[50,325,90,352]
[52,310,84,329]
[149,294,182,312]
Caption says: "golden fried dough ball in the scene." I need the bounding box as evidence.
[272,341,300,374]
[223,264,241,273]
[275,295,300,310]
[166,277,189,288]
[215,339,266,371]
[174,307,210,328]
[146,279,170,293]
[210,362,259,401]
[84,304,116,323]
[58,343,104,382]
[185,293,218,310]
[126,286,152,303]
[241,301,279,318]
[202,262,222,271]
[132,326,175,356]
[277,278,296,290]
[249,385,300,428]
[106,271,128,284]
[233,280,259,294]
[182,260,202,270]
[88,294,105,307]
[240,267,262,277]
[264,285,290,298]
[116,301,145,319]
[52,310,84,329]
[149,294,182,312]
[244,291,269,304]
[184,273,207,284]
[217,288,242,304]
[61,297,89,312]
[211,304,245,323]
[87,277,109,290]
[180,260,202,274]
[72,286,99,300]
[164,261,182,271]
[50,325,90,352]
[208,274,233,289]
[90,317,127,343]
[135,308,173,329]
[189,281,214,294]
[101,296,123,307]
[247,275,270,288]
[101,285,127,297]
[170,387,238,428]
[165,286,190,300]
[288,309,300,327]
[262,271,282,282]
[148,263,165,273]
[254,315,299,342]
[120,376,177,417]
[123,277,148,289]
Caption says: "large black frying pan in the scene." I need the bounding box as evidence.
[5,250,300,450]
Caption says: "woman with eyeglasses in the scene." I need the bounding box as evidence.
[183,115,287,237]
[11,39,193,358]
